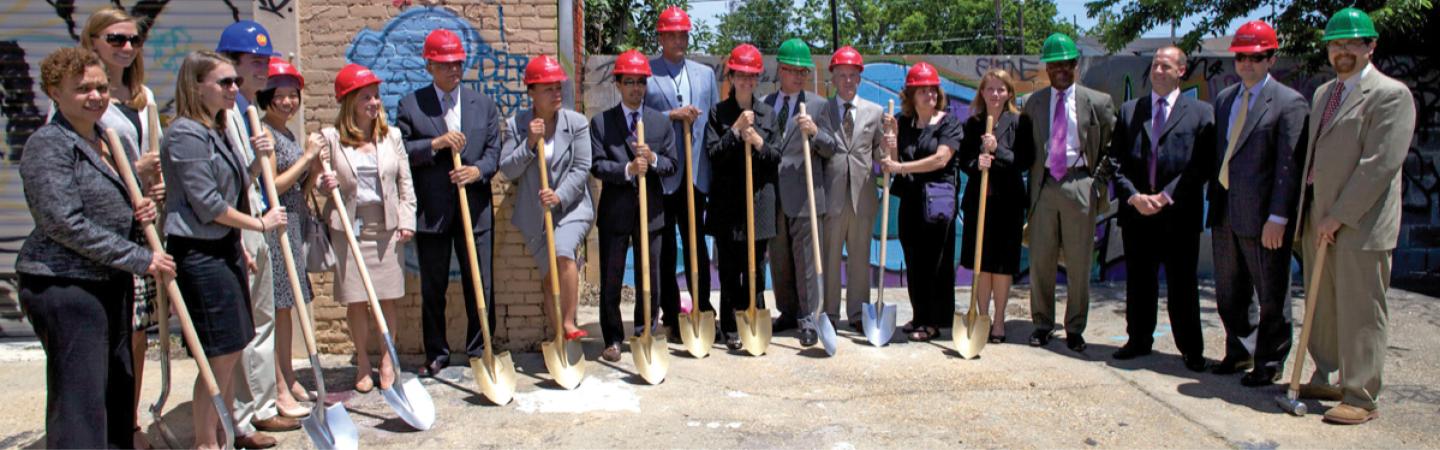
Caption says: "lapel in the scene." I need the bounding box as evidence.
[1074,87,1092,164]
[995,111,1015,145]
[683,60,700,107]
[64,119,125,195]
[1233,82,1271,151]
[1320,72,1371,139]
[1159,94,1188,141]
[652,58,680,111]
[611,106,635,159]
[826,96,848,150]
[422,85,448,134]
[549,110,574,174]
[1032,88,1052,147]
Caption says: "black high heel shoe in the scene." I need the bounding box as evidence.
[988,333,1006,344]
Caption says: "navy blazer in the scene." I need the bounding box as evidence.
[1205,78,1308,237]
[396,84,502,234]
[590,104,677,234]
[1112,93,1217,232]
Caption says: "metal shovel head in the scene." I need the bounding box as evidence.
[817,314,838,356]
[1275,391,1306,416]
[735,309,771,356]
[677,311,716,358]
[629,335,670,385]
[861,302,898,347]
[210,394,236,449]
[954,311,990,359]
[381,376,436,431]
[541,339,587,390]
[470,351,518,405]
[302,402,359,450]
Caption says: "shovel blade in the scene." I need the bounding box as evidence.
[629,336,670,385]
[381,376,436,431]
[541,339,587,390]
[302,402,359,450]
[210,394,236,449]
[735,309,771,356]
[817,314,838,356]
[677,311,716,358]
[470,351,517,406]
[861,303,898,347]
[954,312,990,359]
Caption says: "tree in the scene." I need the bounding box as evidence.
[706,0,800,54]
[584,0,715,55]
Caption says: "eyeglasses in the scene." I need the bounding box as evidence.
[618,79,646,87]
[1234,52,1273,63]
[1326,39,1370,51]
[98,33,144,48]
[780,66,812,76]
[215,77,243,89]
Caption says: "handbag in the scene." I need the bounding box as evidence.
[923,181,956,224]
[303,189,337,273]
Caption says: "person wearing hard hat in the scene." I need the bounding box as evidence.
[1206,20,1309,387]
[214,19,298,446]
[646,6,719,341]
[1020,33,1115,353]
[500,55,595,342]
[703,43,782,350]
[1294,7,1416,425]
[764,37,831,347]
[590,49,678,362]
[394,28,505,379]
[813,46,889,332]
[1109,46,1217,372]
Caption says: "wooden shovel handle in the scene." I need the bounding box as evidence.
[967,116,994,317]
[797,103,823,277]
[245,107,320,355]
[744,138,757,313]
[637,118,653,336]
[683,125,702,319]
[1288,241,1329,393]
[451,148,496,361]
[315,137,389,336]
[535,136,565,341]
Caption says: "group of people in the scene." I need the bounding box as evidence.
[17,5,1415,449]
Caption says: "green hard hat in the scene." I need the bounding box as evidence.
[1040,33,1080,62]
[1323,7,1379,41]
[777,38,815,68]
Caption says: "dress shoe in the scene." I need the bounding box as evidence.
[799,329,818,347]
[234,432,278,449]
[1028,330,1052,347]
[1065,334,1087,352]
[251,415,300,432]
[1240,366,1281,387]
[773,316,799,332]
[417,358,446,378]
[1299,383,1344,401]
[1211,357,1254,375]
[1182,354,1210,372]
[849,320,864,333]
[1111,345,1153,360]
[666,326,683,343]
[723,332,742,350]
[1323,403,1379,425]
[600,344,622,362]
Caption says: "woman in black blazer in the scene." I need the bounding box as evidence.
[18,47,173,449]
[958,69,1035,343]
[704,44,782,350]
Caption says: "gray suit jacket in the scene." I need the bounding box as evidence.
[645,57,718,194]
[814,96,885,216]
[18,116,151,280]
[162,117,251,240]
[1206,77,1308,237]
[1021,85,1115,217]
[763,90,832,218]
[500,109,594,246]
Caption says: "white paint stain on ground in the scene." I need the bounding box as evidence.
[514,377,641,414]
[727,390,749,398]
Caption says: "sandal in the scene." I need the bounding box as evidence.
[908,326,940,342]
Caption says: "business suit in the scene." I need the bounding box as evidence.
[499,108,594,273]
[704,96,782,333]
[318,127,417,303]
[1207,75,1307,371]
[762,90,831,331]
[1112,91,1216,358]
[590,104,677,346]
[1295,64,1415,411]
[646,56,719,332]
[396,84,503,365]
[813,95,884,326]
[1022,84,1115,340]
[959,111,1035,275]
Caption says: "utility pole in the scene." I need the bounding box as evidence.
[830,0,840,51]
[993,0,1005,54]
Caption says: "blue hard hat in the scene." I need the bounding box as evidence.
[216,20,278,56]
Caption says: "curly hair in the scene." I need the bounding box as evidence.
[39,47,103,99]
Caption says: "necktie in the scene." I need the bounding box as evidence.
[1308,82,1347,184]
[444,91,461,133]
[1047,90,1069,181]
[842,103,855,146]
[777,95,791,135]
[1218,89,1250,189]
[1150,97,1168,189]
[628,111,638,136]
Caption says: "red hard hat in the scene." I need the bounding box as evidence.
[423,29,466,63]
[613,49,651,77]
[905,62,940,87]
[1230,20,1279,53]
[726,44,764,74]
[334,63,381,100]
[829,46,864,72]
[657,6,691,33]
[267,57,304,89]
[523,54,568,85]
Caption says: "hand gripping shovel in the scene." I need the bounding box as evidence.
[735,139,771,356]
[676,125,717,358]
[317,139,436,431]
[1277,241,1329,416]
[141,106,181,448]
[799,104,838,356]
[629,118,669,384]
[247,109,360,449]
[954,116,995,359]
[862,100,899,347]
[535,136,587,390]
[447,149,517,405]
[107,129,237,449]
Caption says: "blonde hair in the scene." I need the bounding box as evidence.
[174,50,233,130]
[970,69,1020,118]
[80,6,147,110]
[334,89,389,147]
[900,85,948,117]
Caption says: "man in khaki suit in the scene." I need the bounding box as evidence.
[1295,7,1416,425]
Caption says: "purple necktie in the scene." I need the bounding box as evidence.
[1047,90,1069,181]
[1149,97,1168,189]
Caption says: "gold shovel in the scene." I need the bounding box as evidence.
[676,125,717,358]
[535,135,587,390]
[954,116,995,359]
[449,150,517,405]
[735,138,771,356]
[629,118,669,384]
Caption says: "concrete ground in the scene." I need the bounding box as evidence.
[2,283,1439,448]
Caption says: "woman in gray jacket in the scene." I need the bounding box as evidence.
[18,47,173,449]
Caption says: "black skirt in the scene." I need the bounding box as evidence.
[959,188,1025,276]
[169,232,254,357]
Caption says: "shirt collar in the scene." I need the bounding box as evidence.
[1339,63,1372,92]
[621,103,642,118]
[1150,88,1180,107]
[1051,85,1073,101]
[1243,74,1270,98]
[662,57,686,76]
[434,83,460,102]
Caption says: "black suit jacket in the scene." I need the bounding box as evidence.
[590,104,678,234]
[705,96,782,241]
[1112,93,1217,232]
[396,84,502,234]
[1205,78,1308,237]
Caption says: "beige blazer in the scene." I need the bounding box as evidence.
[316,126,417,233]
[1295,66,1416,251]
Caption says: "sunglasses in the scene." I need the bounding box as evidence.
[1234,52,1273,63]
[215,76,244,89]
[98,33,144,48]
[618,79,646,87]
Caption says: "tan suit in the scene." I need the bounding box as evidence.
[1295,64,1415,410]
[317,126,417,303]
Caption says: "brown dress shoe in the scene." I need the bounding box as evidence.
[251,415,301,432]
[1299,383,1344,401]
[234,432,278,449]
[601,344,622,362]
[1323,403,1379,425]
